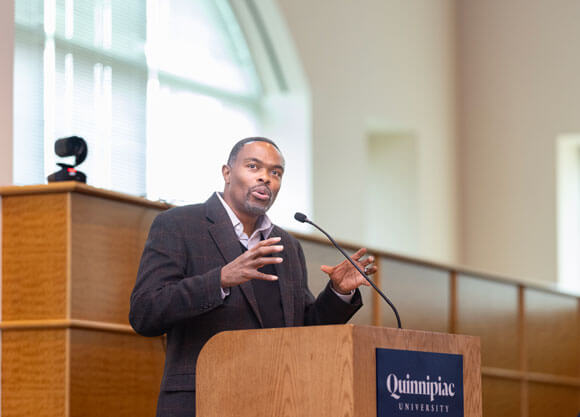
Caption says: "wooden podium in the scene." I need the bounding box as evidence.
[197,324,482,417]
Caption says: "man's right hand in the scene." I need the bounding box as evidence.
[220,237,284,288]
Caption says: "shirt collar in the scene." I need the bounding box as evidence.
[216,192,274,241]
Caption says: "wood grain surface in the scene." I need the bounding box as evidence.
[1,187,165,417]
[69,329,164,417]
[197,325,356,417]
[378,258,450,332]
[70,193,158,324]
[2,185,580,417]
[524,289,580,377]
[196,325,482,417]
[1,329,68,417]
[481,376,521,417]
[528,382,580,417]
[2,193,69,320]
[456,276,520,370]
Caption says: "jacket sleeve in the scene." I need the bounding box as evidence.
[129,211,224,337]
[298,242,362,326]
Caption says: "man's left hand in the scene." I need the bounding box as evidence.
[320,248,376,295]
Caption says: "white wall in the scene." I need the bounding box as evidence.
[3,0,575,284]
[276,0,458,263]
[458,0,580,282]
[0,0,14,186]
[0,0,12,403]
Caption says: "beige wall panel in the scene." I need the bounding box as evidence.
[457,276,519,369]
[481,377,520,417]
[528,382,580,417]
[278,0,459,263]
[70,194,161,324]
[69,329,165,417]
[2,329,67,417]
[2,194,68,319]
[299,240,373,325]
[379,259,449,332]
[458,0,580,283]
[525,289,579,377]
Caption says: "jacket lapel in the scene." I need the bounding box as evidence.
[270,227,294,327]
[205,193,263,327]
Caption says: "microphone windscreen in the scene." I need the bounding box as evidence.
[294,212,307,223]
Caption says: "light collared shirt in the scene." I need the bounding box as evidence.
[216,192,274,250]
[216,192,353,302]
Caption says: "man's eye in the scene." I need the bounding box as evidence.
[272,170,281,177]
[248,163,257,169]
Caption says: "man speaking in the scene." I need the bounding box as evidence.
[129,137,375,417]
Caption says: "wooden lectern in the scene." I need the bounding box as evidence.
[197,324,481,417]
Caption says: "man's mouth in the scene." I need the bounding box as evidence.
[250,186,271,202]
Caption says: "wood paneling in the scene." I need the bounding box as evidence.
[2,185,580,417]
[525,289,580,377]
[2,194,69,320]
[481,377,520,417]
[1,186,166,417]
[457,276,520,370]
[1,325,164,417]
[70,193,158,324]
[1,329,67,417]
[528,382,580,417]
[379,259,449,332]
[69,329,164,417]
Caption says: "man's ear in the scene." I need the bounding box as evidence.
[222,164,231,184]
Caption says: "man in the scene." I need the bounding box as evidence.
[129,137,375,417]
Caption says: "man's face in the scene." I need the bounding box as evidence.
[222,141,285,218]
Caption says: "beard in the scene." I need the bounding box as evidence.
[243,186,275,216]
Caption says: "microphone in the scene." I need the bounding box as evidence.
[294,212,402,329]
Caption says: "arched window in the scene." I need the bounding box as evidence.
[14,0,311,229]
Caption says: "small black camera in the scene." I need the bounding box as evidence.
[47,136,88,183]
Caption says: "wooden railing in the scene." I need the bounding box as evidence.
[1,182,578,417]
[294,233,580,417]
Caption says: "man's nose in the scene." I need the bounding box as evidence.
[258,169,271,184]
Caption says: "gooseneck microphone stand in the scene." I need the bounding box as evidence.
[294,212,402,329]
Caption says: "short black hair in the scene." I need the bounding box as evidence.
[227,137,282,166]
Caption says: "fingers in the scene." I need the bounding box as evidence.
[250,237,284,257]
[320,265,334,274]
[252,245,284,257]
[252,272,279,281]
[361,255,375,267]
[255,237,282,248]
[254,256,283,270]
[351,247,367,261]
[356,250,376,276]
[363,265,377,275]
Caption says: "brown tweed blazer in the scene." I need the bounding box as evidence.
[129,193,362,415]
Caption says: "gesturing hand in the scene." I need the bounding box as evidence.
[320,248,376,295]
[220,237,284,288]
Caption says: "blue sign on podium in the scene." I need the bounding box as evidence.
[376,348,464,416]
